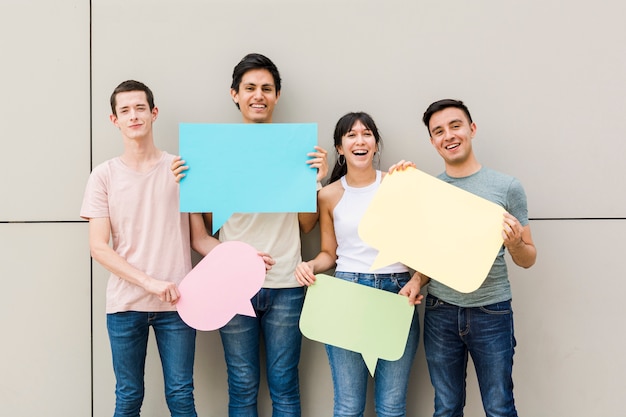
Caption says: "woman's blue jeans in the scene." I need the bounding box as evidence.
[325,271,420,417]
[219,287,305,417]
[424,294,517,417]
[107,311,197,417]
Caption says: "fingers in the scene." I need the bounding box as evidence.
[294,262,316,287]
[257,252,276,272]
[388,160,416,174]
[399,283,423,305]
[307,146,329,180]
[502,213,521,244]
[159,285,180,306]
[171,157,189,183]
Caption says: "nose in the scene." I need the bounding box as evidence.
[442,127,454,141]
[129,108,138,120]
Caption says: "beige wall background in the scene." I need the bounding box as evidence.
[1,0,625,416]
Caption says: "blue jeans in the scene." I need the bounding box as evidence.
[107,311,197,417]
[325,271,420,417]
[424,294,517,417]
[219,287,305,417]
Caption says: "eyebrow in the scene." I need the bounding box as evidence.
[431,118,464,132]
[243,82,275,88]
[117,103,147,111]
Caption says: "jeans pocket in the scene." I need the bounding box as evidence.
[425,295,442,310]
[479,300,512,315]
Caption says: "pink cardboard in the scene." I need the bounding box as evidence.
[177,241,265,331]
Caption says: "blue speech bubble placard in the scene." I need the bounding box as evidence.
[179,123,318,233]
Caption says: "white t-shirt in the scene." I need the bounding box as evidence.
[219,212,301,288]
[80,152,192,313]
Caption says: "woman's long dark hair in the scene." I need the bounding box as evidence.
[328,112,382,184]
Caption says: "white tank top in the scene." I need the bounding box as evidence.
[334,170,408,274]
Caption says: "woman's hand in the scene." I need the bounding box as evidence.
[294,261,317,287]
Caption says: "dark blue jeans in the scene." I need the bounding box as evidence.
[424,294,517,417]
[107,311,197,417]
[326,271,420,417]
[219,287,305,417]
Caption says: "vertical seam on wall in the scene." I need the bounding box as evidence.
[89,1,94,416]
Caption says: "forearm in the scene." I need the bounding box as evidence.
[298,211,320,234]
[309,251,337,274]
[90,242,153,290]
[508,240,537,268]
[191,235,220,257]
[413,271,430,287]
[190,213,220,256]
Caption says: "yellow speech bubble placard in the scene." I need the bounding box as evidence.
[358,168,504,293]
[299,274,414,376]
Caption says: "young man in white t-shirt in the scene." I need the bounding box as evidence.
[173,53,328,417]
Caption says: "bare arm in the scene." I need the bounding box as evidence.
[398,271,430,305]
[502,213,537,268]
[294,186,340,286]
[189,213,220,256]
[299,145,329,233]
[88,217,180,304]
[298,211,320,234]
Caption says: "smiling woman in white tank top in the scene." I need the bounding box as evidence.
[294,112,428,417]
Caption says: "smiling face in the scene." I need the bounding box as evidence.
[230,68,280,124]
[428,106,477,171]
[337,120,378,169]
[110,90,158,141]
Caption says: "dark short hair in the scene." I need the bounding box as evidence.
[110,80,155,116]
[328,112,382,184]
[230,53,281,109]
[422,99,473,135]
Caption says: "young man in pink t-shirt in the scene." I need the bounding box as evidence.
[80,80,222,416]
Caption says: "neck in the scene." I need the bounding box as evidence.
[121,137,161,172]
[344,167,377,187]
[445,157,482,178]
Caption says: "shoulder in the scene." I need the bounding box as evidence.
[92,157,118,173]
[481,167,516,182]
[161,151,176,163]
[87,158,119,183]
[319,180,344,209]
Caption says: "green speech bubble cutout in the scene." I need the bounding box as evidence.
[299,274,414,376]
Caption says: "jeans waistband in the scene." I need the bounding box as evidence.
[335,271,410,279]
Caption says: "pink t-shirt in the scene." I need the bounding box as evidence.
[80,152,192,313]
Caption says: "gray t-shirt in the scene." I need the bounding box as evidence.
[427,167,529,307]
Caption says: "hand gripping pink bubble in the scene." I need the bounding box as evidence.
[177,240,266,331]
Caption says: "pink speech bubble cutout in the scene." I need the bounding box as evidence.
[177,241,266,331]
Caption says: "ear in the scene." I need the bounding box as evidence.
[110,114,119,128]
[152,106,159,121]
[275,90,281,102]
[230,88,239,105]
[336,144,344,155]
[470,122,477,138]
